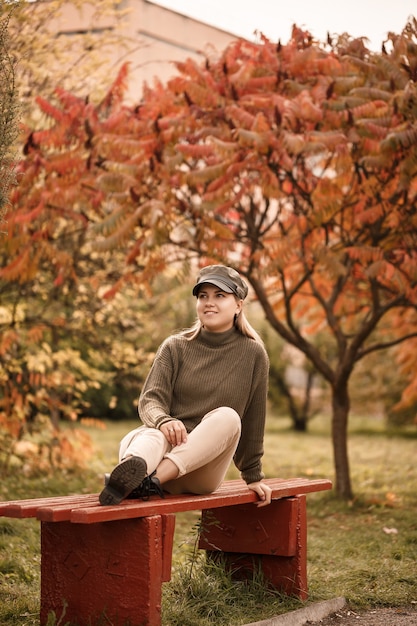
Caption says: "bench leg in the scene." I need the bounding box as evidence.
[199,495,308,600]
[40,514,175,626]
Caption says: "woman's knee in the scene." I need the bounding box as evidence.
[204,406,241,434]
[221,406,241,427]
[119,425,167,460]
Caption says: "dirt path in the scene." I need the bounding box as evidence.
[315,605,417,625]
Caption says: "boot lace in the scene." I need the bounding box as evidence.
[129,470,165,501]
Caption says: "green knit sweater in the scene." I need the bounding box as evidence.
[138,326,269,484]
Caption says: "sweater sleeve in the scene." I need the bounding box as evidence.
[233,345,269,484]
[137,339,178,429]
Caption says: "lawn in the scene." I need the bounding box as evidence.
[0,414,416,625]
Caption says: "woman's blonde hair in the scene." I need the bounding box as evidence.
[181,299,264,345]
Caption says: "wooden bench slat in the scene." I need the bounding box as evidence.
[70,477,332,524]
[1,478,332,524]
[0,494,98,519]
[0,495,72,515]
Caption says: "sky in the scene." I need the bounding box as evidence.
[154,0,416,51]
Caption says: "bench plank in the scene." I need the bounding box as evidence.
[37,477,331,523]
[0,494,98,519]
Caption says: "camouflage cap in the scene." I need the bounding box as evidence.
[192,265,248,300]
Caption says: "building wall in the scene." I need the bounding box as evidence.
[53,0,239,102]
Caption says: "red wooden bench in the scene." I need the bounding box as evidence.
[0,477,332,626]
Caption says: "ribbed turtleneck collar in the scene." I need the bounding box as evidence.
[198,326,240,347]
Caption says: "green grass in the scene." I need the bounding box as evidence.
[0,414,416,625]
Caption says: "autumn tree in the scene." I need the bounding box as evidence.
[0,68,144,473]
[3,21,417,496]
[0,0,149,474]
[90,22,416,499]
[0,61,199,474]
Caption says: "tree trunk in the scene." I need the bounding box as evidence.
[331,382,353,499]
[269,366,309,432]
[297,370,315,432]
[293,415,308,432]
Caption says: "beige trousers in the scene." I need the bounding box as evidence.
[119,407,241,495]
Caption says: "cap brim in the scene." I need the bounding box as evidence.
[192,278,235,296]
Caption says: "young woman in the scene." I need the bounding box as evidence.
[99,265,272,507]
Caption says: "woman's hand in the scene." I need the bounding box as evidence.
[247,481,272,507]
[160,421,188,447]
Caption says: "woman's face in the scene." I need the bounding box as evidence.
[196,284,242,333]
